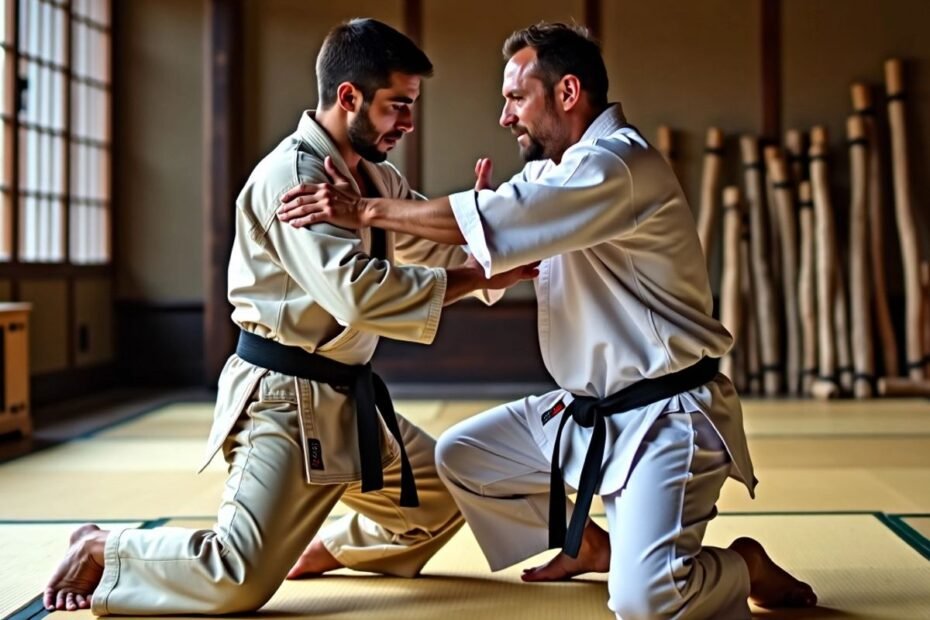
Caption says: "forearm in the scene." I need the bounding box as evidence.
[442,266,483,306]
[363,196,466,245]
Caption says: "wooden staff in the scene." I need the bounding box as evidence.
[785,129,808,184]
[924,261,930,372]
[764,146,783,288]
[741,135,782,395]
[847,115,875,398]
[834,254,854,393]
[720,186,743,382]
[767,151,801,395]
[657,125,680,180]
[852,83,899,378]
[877,377,930,397]
[697,128,725,260]
[876,266,930,393]
[886,58,927,380]
[798,181,818,395]
[809,127,839,399]
[742,230,762,395]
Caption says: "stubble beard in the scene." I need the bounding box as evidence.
[348,103,390,164]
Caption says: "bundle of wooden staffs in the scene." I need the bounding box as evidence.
[680,57,930,398]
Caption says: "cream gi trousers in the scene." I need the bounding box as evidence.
[436,403,752,620]
[90,396,463,616]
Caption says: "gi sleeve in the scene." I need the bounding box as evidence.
[251,155,447,345]
[390,177,504,306]
[447,142,635,277]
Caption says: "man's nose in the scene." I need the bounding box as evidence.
[500,110,517,129]
[397,108,414,133]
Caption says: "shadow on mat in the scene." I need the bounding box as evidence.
[752,608,870,619]
[253,574,609,619]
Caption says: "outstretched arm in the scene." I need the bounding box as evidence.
[277,156,465,244]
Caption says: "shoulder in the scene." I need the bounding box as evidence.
[247,142,328,202]
[237,140,329,230]
[369,159,411,198]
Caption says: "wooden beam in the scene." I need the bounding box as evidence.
[64,0,75,367]
[761,0,782,141]
[8,0,19,300]
[203,0,242,386]
[584,0,602,42]
[403,0,423,191]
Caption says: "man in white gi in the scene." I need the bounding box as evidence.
[43,19,537,614]
[276,22,818,620]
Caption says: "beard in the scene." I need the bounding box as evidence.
[514,94,565,162]
[347,103,400,163]
[517,131,547,162]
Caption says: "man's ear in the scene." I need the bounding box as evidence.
[557,74,582,111]
[336,82,362,113]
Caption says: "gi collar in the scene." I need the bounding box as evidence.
[580,102,629,142]
[295,110,391,199]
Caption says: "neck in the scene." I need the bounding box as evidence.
[552,103,608,163]
[314,106,362,170]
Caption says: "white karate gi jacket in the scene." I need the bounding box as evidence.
[449,104,756,497]
[200,111,499,484]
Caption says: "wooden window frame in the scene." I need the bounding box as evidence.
[0,0,113,276]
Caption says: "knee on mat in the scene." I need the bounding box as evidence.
[610,570,687,619]
[199,578,279,615]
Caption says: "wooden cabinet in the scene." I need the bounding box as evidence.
[0,303,32,438]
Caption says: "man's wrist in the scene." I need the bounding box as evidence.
[359,197,380,227]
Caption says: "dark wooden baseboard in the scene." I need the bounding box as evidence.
[31,363,120,409]
[116,300,205,386]
[112,299,552,387]
[374,299,551,384]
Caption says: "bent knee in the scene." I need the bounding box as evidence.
[434,430,478,485]
[610,573,687,620]
[197,578,279,614]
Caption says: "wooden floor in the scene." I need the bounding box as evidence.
[2,395,929,619]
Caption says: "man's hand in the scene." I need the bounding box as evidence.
[475,255,540,290]
[277,157,366,229]
[444,255,539,305]
[474,157,495,191]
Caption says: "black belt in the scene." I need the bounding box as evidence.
[549,357,719,557]
[236,329,419,508]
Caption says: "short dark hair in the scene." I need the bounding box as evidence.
[503,22,608,108]
[317,18,433,108]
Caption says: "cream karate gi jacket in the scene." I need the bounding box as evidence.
[201,111,498,485]
[449,104,756,498]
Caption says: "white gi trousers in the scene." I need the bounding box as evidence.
[436,402,752,620]
[91,396,462,616]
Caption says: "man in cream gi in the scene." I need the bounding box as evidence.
[276,22,818,620]
[43,19,537,614]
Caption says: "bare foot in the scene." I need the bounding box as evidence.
[521,521,611,582]
[286,538,344,579]
[44,524,108,611]
[730,537,817,608]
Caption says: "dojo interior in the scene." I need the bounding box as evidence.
[2,1,930,618]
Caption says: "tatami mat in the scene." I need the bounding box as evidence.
[901,516,930,543]
[741,398,930,437]
[4,397,930,619]
[31,514,930,620]
[1,522,141,618]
